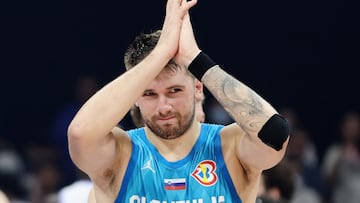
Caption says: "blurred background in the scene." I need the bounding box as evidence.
[1,0,359,203]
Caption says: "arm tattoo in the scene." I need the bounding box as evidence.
[202,66,270,133]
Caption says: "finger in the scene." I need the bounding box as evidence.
[181,0,198,10]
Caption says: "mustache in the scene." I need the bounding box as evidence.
[153,112,178,119]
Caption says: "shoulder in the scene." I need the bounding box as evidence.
[218,123,262,199]
[201,123,224,132]
[89,127,133,200]
[219,123,246,142]
[127,127,145,137]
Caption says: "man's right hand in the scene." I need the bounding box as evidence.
[156,0,198,62]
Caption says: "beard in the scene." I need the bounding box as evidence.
[144,105,195,140]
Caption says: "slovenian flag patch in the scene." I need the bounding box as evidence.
[164,178,186,190]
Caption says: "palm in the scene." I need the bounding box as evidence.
[175,12,200,68]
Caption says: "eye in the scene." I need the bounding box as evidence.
[169,87,182,93]
[143,91,156,96]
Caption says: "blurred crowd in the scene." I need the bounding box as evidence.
[1,74,359,203]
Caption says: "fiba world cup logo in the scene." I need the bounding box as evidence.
[191,160,218,186]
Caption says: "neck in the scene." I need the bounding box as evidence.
[145,121,201,162]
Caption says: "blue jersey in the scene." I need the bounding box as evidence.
[115,123,242,203]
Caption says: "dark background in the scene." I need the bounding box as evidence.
[1,0,359,161]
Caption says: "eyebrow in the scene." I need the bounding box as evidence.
[143,85,186,92]
[167,85,186,89]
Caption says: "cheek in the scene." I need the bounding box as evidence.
[174,97,191,109]
[138,101,157,115]
[176,98,195,116]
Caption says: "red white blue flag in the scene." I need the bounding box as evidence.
[164,178,186,190]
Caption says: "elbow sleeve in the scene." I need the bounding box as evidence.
[258,114,291,151]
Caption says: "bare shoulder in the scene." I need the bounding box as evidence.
[90,126,133,202]
[112,126,132,147]
[220,123,262,202]
[220,123,245,155]
[220,123,245,139]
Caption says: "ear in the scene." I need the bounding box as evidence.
[135,101,139,107]
[194,79,203,102]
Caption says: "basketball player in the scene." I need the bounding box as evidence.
[68,0,290,202]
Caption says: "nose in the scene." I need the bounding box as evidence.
[157,95,172,116]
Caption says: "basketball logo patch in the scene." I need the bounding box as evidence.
[191,160,218,186]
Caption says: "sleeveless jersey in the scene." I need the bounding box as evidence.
[115,123,242,203]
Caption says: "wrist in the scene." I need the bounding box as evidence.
[185,49,202,67]
[188,51,217,79]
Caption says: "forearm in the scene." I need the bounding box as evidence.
[68,48,170,138]
[201,66,277,135]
